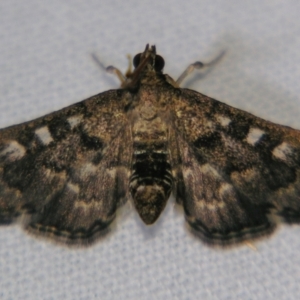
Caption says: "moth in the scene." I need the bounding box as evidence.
[1,44,300,246]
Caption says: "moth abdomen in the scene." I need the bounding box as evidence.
[130,141,173,224]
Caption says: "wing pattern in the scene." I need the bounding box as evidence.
[0,90,132,244]
[172,89,300,245]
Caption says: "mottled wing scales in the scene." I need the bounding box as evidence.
[0,90,131,244]
[173,89,300,245]
[27,127,131,244]
[177,135,274,244]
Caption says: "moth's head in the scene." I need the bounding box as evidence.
[122,44,166,89]
[132,44,165,73]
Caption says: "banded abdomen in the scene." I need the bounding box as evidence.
[129,114,173,224]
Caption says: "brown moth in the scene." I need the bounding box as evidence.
[1,44,300,246]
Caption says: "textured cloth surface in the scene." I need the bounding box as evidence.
[1,1,300,299]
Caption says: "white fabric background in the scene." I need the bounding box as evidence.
[1,1,300,299]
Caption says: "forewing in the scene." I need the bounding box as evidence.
[172,88,300,245]
[0,90,132,244]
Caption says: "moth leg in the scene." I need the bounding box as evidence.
[176,61,205,86]
[176,50,226,85]
[244,241,257,251]
[124,54,133,77]
[106,65,126,84]
[91,53,126,84]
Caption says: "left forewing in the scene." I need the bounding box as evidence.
[0,90,132,244]
[172,88,300,245]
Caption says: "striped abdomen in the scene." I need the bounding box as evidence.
[129,130,173,224]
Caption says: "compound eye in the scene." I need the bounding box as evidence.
[133,53,141,68]
[154,55,165,72]
[133,53,165,72]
